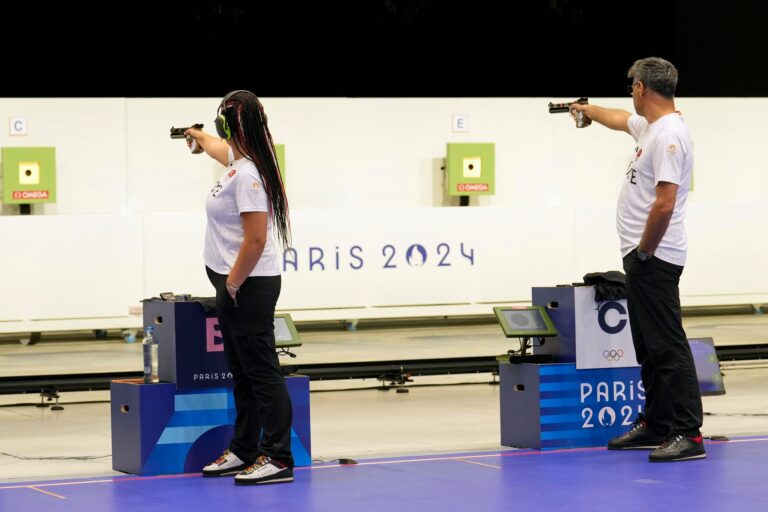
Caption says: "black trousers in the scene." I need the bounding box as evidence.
[206,267,293,467]
[623,250,703,437]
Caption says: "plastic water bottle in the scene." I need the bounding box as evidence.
[142,326,159,384]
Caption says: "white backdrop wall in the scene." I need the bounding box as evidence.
[0,97,766,329]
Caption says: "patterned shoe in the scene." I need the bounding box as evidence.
[607,416,666,450]
[234,455,294,485]
[649,434,707,462]
[202,450,249,477]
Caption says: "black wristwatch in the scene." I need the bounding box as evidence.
[636,248,653,261]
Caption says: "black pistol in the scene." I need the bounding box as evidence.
[170,123,204,139]
[548,98,591,128]
[170,124,205,153]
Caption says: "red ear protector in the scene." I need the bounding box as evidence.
[214,90,249,140]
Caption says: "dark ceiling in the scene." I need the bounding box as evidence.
[4,1,768,97]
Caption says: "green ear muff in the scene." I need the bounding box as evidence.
[216,89,250,140]
[215,113,231,140]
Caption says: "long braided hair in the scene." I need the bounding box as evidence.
[220,90,291,250]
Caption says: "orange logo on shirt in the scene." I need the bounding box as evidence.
[251,181,260,191]
[668,144,677,153]
[228,169,237,178]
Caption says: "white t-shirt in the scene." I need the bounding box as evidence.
[617,113,693,266]
[203,148,280,276]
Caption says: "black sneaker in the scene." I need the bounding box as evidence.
[607,417,666,450]
[234,455,294,485]
[649,434,706,462]
[202,450,250,477]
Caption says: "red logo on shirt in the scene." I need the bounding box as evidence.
[228,169,237,178]
[636,148,642,158]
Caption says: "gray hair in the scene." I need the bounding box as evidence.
[628,57,678,99]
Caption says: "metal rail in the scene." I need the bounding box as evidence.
[2,344,767,395]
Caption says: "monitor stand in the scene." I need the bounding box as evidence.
[507,336,553,364]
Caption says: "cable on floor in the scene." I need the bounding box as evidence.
[0,452,111,461]
[704,411,768,416]
[311,458,358,465]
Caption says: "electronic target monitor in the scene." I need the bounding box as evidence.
[493,306,558,338]
[274,313,302,348]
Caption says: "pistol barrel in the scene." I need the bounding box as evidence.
[170,124,204,139]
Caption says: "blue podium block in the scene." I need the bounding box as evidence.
[110,381,176,474]
[111,375,312,475]
[142,300,301,389]
[143,300,231,390]
[531,287,579,362]
[499,362,644,450]
[532,285,637,369]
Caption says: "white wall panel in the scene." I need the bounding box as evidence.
[0,215,143,321]
[0,99,127,215]
[1,97,766,329]
[279,207,575,309]
[141,213,211,298]
[683,202,768,301]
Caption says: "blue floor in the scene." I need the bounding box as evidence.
[2,437,767,512]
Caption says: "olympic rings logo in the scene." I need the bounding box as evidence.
[602,349,624,361]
